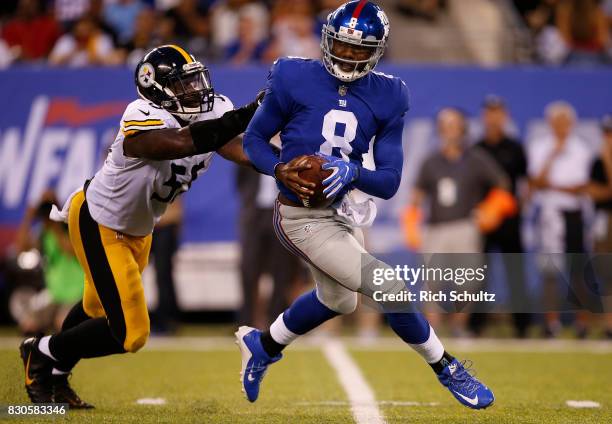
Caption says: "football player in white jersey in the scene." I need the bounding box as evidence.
[18,45,279,408]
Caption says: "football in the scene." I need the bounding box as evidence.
[297,155,334,208]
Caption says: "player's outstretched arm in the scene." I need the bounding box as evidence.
[216,137,251,167]
[242,64,292,177]
[242,96,286,175]
[123,126,199,160]
[243,94,315,197]
[124,98,261,161]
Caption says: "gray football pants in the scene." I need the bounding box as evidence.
[273,202,407,314]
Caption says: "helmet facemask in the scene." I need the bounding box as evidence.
[161,62,214,123]
[321,24,386,82]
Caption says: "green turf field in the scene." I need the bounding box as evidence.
[0,337,610,423]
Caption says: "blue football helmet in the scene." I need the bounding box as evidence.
[321,0,390,82]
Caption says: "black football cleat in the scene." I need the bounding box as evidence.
[53,374,94,409]
[19,337,54,403]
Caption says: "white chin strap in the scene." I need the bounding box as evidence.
[332,63,367,82]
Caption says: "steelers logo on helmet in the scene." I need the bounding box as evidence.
[134,45,215,123]
[137,62,155,88]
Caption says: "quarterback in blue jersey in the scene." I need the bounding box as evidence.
[242,50,408,205]
[236,0,494,410]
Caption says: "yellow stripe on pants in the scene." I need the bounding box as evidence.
[67,191,152,352]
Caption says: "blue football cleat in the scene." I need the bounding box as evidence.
[235,326,282,402]
[437,359,494,409]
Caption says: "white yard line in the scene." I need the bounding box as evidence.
[566,400,601,408]
[136,397,167,405]
[296,401,440,407]
[322,340,386,424]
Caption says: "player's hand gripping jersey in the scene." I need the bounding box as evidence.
[244,57,410,205]
[85,95,233,236]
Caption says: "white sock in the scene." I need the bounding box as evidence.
[52,368,69,375]
[269,313,299,346]
[408,325,445,364]
[37,336,58,362]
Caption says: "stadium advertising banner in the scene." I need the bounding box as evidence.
[0,66,611,255]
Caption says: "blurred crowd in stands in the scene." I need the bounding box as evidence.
[401,99,612,339]
[393,0,447,21]
[0,0,346,68]
[0,0,610,68]
[514,0,612,65]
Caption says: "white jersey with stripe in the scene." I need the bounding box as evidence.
[86,94,234,236]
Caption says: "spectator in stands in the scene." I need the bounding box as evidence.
[471,95,530,337]
[54,0,90,30]
[513,0,568,64]
[527,101,593,338]
[395,0,446,21]
[163,0,211,59]
[514,0,559,32]
[116,7,159,67]
[263,0,320,61]
[49,15,114,66]
[403,108,514,336]
[13,190,84,334]
[103,0,145,44]
[1,0,60,63]
[556,0,609,65]
[87,0,119,44]
[210,0,268,59]
[224,8,269,64]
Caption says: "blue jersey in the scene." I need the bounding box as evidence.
[243,57,410,203]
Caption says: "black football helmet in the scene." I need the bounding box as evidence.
[135,45,214,122]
